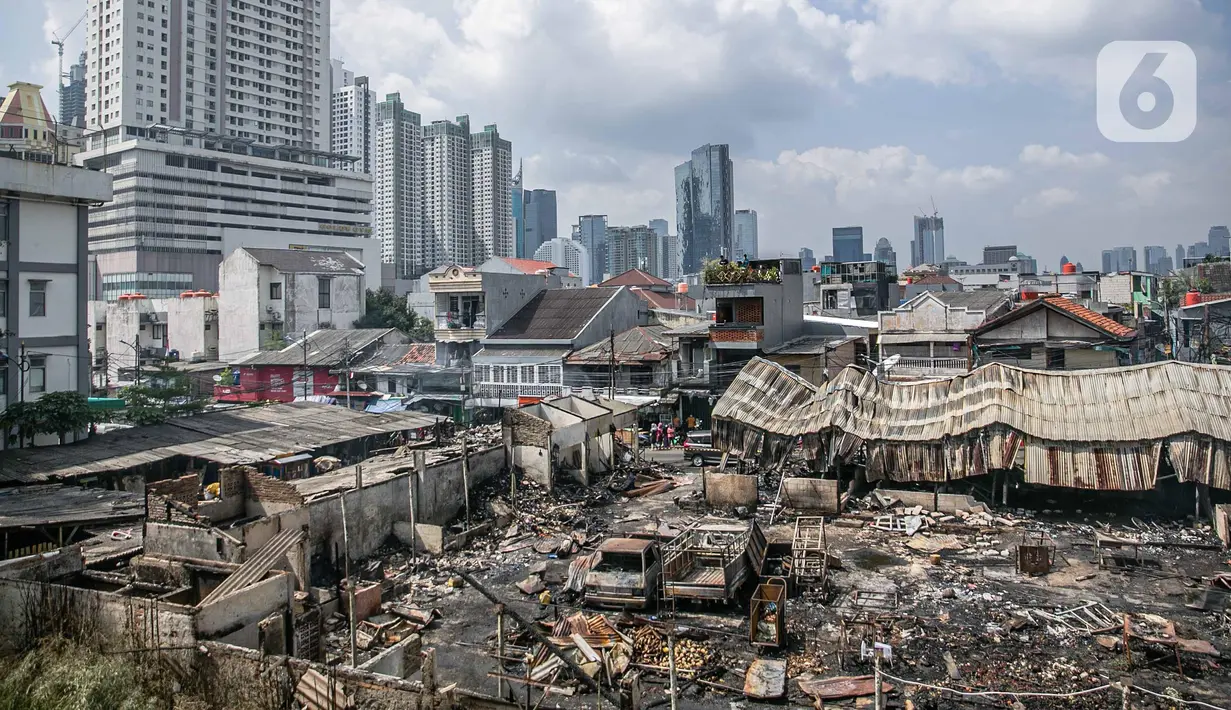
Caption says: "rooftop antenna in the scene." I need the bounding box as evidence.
[51,11,87,110]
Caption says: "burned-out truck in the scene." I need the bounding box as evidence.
[661,518,766,603]
[583,538,662,609]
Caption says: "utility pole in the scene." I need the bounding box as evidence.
[607,326,616,399]
[120,339,141,387]
[341,336,352,409]
[299,331,310,398]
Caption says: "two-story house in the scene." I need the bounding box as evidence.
[704,257,804,389]
[472,287,642,409]
[428,257,577,369]
[972,295,1147,370]
[217,248,366,362]
[878,291,1011,379]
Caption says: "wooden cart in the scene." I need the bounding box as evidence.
[749,576,787,650]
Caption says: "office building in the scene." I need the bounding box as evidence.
[374,93,425,278]
[912,215,945,266]
[331,68,376,174]
[1,156,113,417]
[799,247,816,272]
[1209,226,1230,258]
[78,0,372,298]
[1176,244,1186,270]
[471,124,514,263]
[734,209,759,259]
[523,188,557,259]
[873,237,897,273]
[1188,242,1212,262]
[607,225,661,278]
[574,215,608,285]
[675,143,734,274]
[534,237,591,286]
[832,226,864,263]
[423,115,473,265]
[60,52,87,128]
[648,219,669,238]
[982,245,1017,266]
[1156,256,1174,275]
[1144,246,1169,275]
[1102,246,1137,273]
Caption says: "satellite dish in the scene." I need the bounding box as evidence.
[212,375,223,382]
[882,354,901,368]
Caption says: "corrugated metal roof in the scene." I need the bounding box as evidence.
[0,403,440,484]
[488,288,621,340]
[241,248,365,275]
[566,325,675,364]
[0,485,145,528]
[235,329,401,367]
[715,357,1231,444]
[712,357,1231,490]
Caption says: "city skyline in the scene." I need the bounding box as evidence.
[6,2,1228,270]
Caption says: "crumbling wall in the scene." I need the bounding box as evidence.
[307,446,504,563]
[780,478,841,513]
[146,474,200,521]
[244,469,306,517]
[195,572,294,643]
[144,522,244,564]
[196,465,248,521]
[507,408,551,448]
[704,471,758,508]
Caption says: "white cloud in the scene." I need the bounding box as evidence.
[1013,187,1080,217]
[1019,144,1109,169]
[845,0,1219,88]
[1119,171,1173,204]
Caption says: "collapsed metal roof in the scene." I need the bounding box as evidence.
[711,357,1231,491]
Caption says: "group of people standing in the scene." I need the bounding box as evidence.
[648,415,699,449]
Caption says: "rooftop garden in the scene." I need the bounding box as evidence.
[703,259,781,285]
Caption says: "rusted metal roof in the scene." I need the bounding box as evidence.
[712,357,1231,490]
[598,537,656,554]
[566,326,675,365]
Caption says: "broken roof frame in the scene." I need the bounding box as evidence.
[711,357,1231,491]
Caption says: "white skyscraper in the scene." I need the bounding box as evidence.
[535,237,590,286]
[85,0,331,151]
[471,124,514,262]
[424,115,473,265]
[76,0,377,298]
[331,64,376,174]
[374,93,425,277]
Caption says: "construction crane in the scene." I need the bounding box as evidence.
[51,11,87,107]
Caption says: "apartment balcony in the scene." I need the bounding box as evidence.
[435,312,486,342]
[709,323,764,350]
[886,356,968,380]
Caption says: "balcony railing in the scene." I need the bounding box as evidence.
[436,312,486,330]
[888,356,968,378]
[703,261,781,285]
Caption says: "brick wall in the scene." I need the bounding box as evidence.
[710,328,763,343]
[735,300,763,323]
[219,466,246,498]
[506,408,551,448]
[244,469,306,507]
[146,474,200,521]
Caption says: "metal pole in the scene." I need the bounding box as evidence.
[667,631,679,710]
[341,491,356,668]
[462,436,470,529]
[496,607,507,699]
[608,327,616,399]
[874,651,883,710]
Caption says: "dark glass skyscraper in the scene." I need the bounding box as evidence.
[832,226,864,263]
[675,144,734,275]
[523,189,557,259]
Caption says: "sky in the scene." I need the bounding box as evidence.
[4,0,1230,270]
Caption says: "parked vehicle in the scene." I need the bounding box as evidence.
[584,538,662,610]
[661,518,767,603]
[682,430,723,467]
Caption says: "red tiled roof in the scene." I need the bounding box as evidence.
[499,257,559,274]
[912,274,960,285]
[634,289,696,311]
[397,343,436,365]
[601,269,671,288]
[1041,296,1137,338]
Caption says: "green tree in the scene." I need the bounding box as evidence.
[119,361,206,426]
[0,401,42,448]
[353,288,434,341]
[32,391,100,445]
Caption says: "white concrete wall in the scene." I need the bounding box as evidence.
[165,296,219,361]
[218,251,263,362]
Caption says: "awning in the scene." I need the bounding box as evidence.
[88,397,126,410]
[272,453,313,466]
